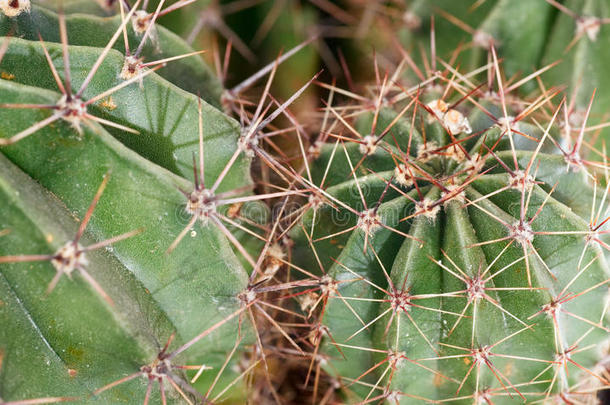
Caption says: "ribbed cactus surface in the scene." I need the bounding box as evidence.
[1,1,610,404]
[0,3,260,403]
[293,76,610,402]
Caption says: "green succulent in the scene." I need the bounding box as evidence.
[292,57,610,403]
[0,3,267,403]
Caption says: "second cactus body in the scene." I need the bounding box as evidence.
[294,81,609,402]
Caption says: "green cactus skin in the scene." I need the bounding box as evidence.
[0,10,248,182]
[0,4,223,106]
[403,0,555,79]
[401,0,610,145]
[292,75,610,402]
[542,0,610,150]
[0,5,267,403]
[0,80,258,401]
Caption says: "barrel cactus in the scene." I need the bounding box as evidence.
[291,42,610,403]
[0,2,282,403]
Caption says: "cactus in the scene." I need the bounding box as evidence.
[1,3,224,106]
[0,3,282,403]
[2,1,610,404]
[541,0,610,150]
[291,43,610,402]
